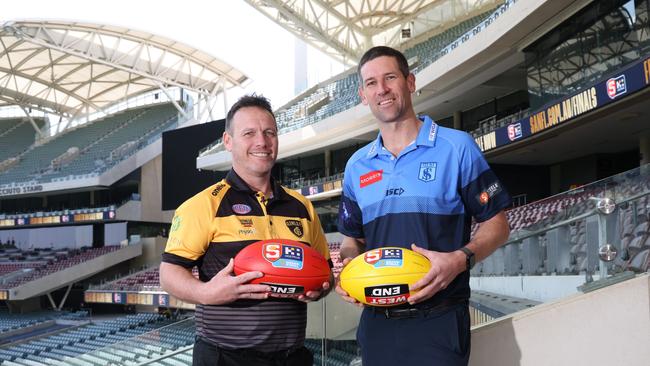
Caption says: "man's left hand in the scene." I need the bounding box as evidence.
[407,244,465,304]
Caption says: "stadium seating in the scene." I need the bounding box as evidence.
[474,165,650,276]
[199,7,502,157]
[0,103,179,186]
[0,246,121,289]
[0,118,43,164]
[94,266,198,293]
[0,313,183,365]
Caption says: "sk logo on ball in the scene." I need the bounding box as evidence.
[364,248,403,268]
[263,243,304,270]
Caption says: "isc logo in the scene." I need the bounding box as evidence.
[606,75,627,99]
[364,248,403,266]
[364,284,409,305]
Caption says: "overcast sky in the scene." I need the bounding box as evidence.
[2,0,344,115]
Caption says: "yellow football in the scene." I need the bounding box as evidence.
[339,247,431,307]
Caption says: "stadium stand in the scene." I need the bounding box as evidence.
[3,0,650,364]
[199,7,499,157]
[0,313,185,365]
[0,246,121,289]
[0,103,179,187]
[0,118,44,166]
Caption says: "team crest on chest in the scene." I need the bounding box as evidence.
[285,219,304,238]
[418,162,437,182]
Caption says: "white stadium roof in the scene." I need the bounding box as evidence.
[245,0,501,64]
[0,20,249,120]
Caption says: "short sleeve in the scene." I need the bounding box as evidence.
[337,164,364,238]
[162,195,214,268]
[457,133,511,222]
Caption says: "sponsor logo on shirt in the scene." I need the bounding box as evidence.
[418,162,437,182]
[367,141,378,157]
[364,248,403,267]
[606,75,627,99]
[263,243,304,270]
[365,284,410,306]
[232,204,252,215]
[385,187,405,196]
[476,182,502,205]
[428,122,437,142]
[171,216,181,232]
[238,228,256,235]
[507,122,522,141]
[239,218,253,227]
[211,183,226,196]
[360,170,383,188]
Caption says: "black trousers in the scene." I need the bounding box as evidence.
[192,337,313,366]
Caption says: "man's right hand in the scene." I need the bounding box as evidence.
[199,258,271,305]
[334,257,363,307]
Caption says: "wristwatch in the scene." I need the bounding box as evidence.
[459,247,475,271]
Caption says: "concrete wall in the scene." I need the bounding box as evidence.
[470,274,650,366]
[140,155,164,223]
[129,236,167,269]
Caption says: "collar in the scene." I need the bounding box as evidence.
[365,115,438,159]
[225,169,289,201]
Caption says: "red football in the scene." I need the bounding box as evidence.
[234,239,331,295]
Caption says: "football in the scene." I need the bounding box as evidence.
[339,247,431,306]
[233,239,331,295]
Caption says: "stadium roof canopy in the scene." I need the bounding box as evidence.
[246,0,501,65]
[0,20,248,121]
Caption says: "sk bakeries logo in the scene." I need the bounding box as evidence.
[360,170,383,188]
[285,219,304,238]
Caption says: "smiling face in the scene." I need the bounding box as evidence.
[358,55,416,124]
[223,106,278,182]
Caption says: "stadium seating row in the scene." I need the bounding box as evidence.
[0,103,180,187]
[0,246,121,289]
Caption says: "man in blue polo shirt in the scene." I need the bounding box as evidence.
[335,46,511,365]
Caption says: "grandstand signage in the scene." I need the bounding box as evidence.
[300,179,343,197]
[0,185,43,197]
[85,290,193,309]
[476,56,650,152]
[0,210,116,227]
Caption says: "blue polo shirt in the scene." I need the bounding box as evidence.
[338,115,510,301]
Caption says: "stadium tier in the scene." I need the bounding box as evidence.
[0,246,121,289]
[0,103,179,187]
[0,313,186,365]
[2,0,650,365]
[0,118,44,164]
[199,6,500,156]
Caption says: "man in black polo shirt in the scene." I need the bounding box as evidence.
[160,95,332,366]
